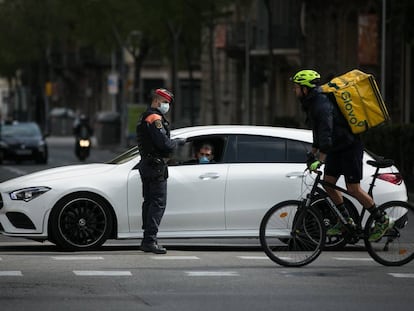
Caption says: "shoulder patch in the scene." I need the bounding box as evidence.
[145,114,162,124]
[154,119,163,129]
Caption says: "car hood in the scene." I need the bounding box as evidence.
[0,164,117,189]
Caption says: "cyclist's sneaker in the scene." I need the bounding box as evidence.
[369,215,392,242]
[326,218,355,236]
[326,222,343,236]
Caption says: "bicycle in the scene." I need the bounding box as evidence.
[259,157,414,267]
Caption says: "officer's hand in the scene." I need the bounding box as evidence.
[309,160,323,171]
[173,138,186,146]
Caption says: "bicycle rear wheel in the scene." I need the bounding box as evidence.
[364,201,414,266]
[260,200,325,267]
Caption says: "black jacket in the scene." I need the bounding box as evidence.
[300,87,357,153]
[136,108,177,158]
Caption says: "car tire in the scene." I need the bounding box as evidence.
[49,192,113,251]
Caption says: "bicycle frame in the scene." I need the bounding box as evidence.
[303,163,387,231]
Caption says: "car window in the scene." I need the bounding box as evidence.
[233,135,311,163]
[169,135,228,165]
[106,146,140,164]
[287,139,311,162]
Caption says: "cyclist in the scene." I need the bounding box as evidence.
[291,69,391,241]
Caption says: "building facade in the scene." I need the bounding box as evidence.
[200,0,413,127]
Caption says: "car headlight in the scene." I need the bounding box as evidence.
[9,186,51,202]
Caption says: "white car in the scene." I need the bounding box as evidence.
[0,126,408,250]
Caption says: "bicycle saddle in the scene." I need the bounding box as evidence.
[366,158,394,168]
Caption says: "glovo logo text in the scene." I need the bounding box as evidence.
[340,91,366,128]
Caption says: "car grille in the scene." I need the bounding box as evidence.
[6,212,36,229]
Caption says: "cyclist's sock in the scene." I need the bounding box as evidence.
[368,206,386,222]
[337,203,350,219]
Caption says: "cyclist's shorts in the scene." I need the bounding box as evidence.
[324,141,364,184]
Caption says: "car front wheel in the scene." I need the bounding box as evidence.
[49,192,113,251]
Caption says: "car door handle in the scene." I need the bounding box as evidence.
[286,172,305,179]
[199,172,220,180]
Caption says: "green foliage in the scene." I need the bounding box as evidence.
[361,124,414,177]
[0,0,237,78]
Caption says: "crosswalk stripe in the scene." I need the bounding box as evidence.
[52,256,104,260]
[333,257,374,261]
[185,271,239,277]
[238,256,269,260]
[73,270,131,276]
[0,271,22,276]
[151,256,200,260]
[388,273,414,278]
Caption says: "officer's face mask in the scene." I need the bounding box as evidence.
[158,102,170,114]
[199,156,210,164]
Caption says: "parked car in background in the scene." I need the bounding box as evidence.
[0,121,48,164]
[0,126,408,250]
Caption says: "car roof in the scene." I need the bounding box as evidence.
[171,125,313,143]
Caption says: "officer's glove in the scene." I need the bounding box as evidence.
[306,152,316,167]
[309,160,323,172]
[173,138,186,146]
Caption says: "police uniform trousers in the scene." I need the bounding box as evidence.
[138,159,168,244]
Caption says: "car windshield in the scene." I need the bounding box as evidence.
[0,123,42,137]
[106,146,140,164]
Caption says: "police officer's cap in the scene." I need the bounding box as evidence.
[154,88,174,103]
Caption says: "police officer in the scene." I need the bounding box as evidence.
[136,88,184,254]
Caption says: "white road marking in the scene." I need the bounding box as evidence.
[333,257,374,261]
[151,256,200,260]
[185,271,239,277]
[0,271,22,276]
[237,256,269,260]
[388,273,414,278]
[52,256,104,260]
[73,270,132,276]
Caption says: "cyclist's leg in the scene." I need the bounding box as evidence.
[346,182,374,209]
[341,146,389,241]
[323,175,342,205]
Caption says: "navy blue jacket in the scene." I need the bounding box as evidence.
[300,87,357,153]
[136,108,177,158]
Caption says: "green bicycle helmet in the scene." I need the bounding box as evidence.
[292,70,321,88]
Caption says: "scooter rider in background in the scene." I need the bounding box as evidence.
[136,88,185,254]
[73,114,93,139]
[73,114,93,160]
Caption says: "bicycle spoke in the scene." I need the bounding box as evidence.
[260,200,325,267]
[365,201,414,266]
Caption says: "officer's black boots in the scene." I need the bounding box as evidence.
[141,242,167,254]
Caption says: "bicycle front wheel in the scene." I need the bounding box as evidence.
[260,200,326,267]
[364,201,414,266]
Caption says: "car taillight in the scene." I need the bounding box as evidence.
[377,173,403,185]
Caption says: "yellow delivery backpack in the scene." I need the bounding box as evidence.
[321,69,390,134]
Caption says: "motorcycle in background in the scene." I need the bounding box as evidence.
[73,114,93,161]
[75,137,91,161]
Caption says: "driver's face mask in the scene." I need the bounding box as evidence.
[199,156,210,164]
